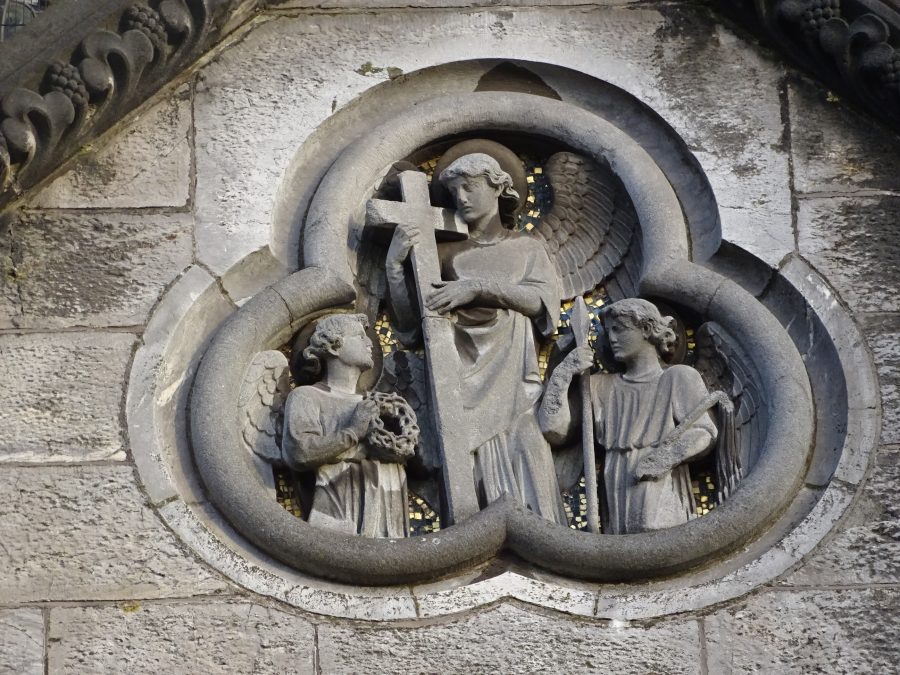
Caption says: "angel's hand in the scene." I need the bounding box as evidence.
[562,346,594,376]
[635,443,680,482]
[425,280,482,314]
[349,398,380,439]
[386,222,421,271]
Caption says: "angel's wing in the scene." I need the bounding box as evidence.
[238,351,292,495]
[532,152,642,301]
[375,350,439,473]
[694,322,767,503]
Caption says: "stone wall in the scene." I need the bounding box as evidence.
[1,2,898,672]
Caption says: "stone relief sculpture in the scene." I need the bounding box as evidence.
[540,299,737,533]
[240,313,418,538]
[236,138,763,539]
[359,139,642,525]
[190,92,814,583]
[385,150,567,524]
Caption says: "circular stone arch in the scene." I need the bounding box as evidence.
[190,92,814,585]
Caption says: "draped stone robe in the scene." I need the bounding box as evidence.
[590,364,716,534]
[441,231,567,524]
[282,383,409,538]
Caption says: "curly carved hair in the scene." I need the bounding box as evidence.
[301,313,369,377]
[438,153,520,226]
[601,298,677,356]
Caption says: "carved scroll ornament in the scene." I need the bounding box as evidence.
[0,0,248,205]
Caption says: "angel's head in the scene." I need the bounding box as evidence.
[600,299,676,362]
[302,313,373,377]
[438,153,520,228]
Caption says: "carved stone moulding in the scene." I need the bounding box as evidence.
[0,0,254,207]
[717,0,900,132]
[128,66,877,619]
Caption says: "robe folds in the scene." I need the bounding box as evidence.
[282,383,409,538]
[590,364,717,534]
[443,232,567,525]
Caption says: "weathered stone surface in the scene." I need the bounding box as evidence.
[128,265,235,505]
[0,466,228,602]
[783,447,900,585]
[868,317,900,445]
[0,610,43,675]
[33,85,192,209]
[0,211,192,329]
[797,196,900,314]
[0,332,133,462]
[646,8,791,266]
[414,571,597,619]
[319,602,702,673]
[706,589,900,673]
[194,6,789,273]
[47,602,315,673]
[789,76,900,196]
[282,0,636,7]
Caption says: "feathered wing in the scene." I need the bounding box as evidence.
[238,350,292,494]
[533,152,642,302]
[694,322,767,503]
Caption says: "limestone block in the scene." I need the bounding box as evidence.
[783,447,900,585]
[47,602,315,673]
[868,317,900,445]
[319,602,702,673]
[0,466,229,603]
[705,589,900,673]
[0,332,133,462]
[0,211,192,329]
[797,196,900,314]
[281,1,637,7]
[194,5,790,273]
[33,85,192,209]
[789,77,900,195]
[0,609,43,675]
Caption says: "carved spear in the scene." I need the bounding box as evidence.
[572,297,600,533]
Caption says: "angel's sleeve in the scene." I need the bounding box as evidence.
[521,240,561,339]
[282,388,357,470]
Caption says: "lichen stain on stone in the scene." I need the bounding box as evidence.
[355,62,383,77]
[121,601,141,613]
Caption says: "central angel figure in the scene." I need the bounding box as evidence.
[385,148,568,524]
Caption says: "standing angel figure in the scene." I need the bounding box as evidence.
[539,299,719,534]
[281,314,415,538]
[386,151,567,523]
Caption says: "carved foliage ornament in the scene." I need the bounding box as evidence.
[0,0,235,202]
[189,92,815,585]
[718,0,900,130]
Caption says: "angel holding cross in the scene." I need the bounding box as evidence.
[383,146,568,525]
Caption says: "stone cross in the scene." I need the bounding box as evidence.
[365,170,480,525]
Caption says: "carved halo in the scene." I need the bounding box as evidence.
[429,138,529,215]
[190,91,814,585]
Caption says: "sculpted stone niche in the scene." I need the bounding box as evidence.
[189,89,815,585]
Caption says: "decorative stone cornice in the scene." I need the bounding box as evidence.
[1,1,898,211]
[715,0,900,131]
[0,0,256,208]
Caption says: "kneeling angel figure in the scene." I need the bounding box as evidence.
[281,314,418,538]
